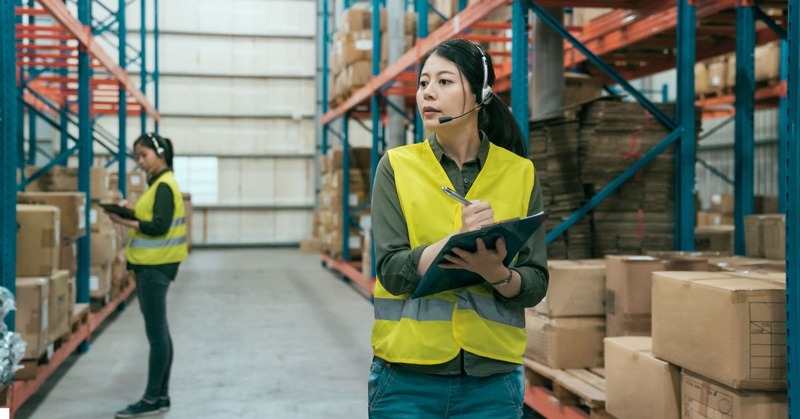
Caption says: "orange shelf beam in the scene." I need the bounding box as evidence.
[524,385,589,419]
[321,254,375,296]
[322,0,509,125]
[696,82,787,108]
[35,0,159,121]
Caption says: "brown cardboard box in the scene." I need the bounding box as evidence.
[763,215,785,260]
[606,312,652,338]
[90,229,117,266]
[48,166,109,200]
[327,228,364,259]
[707,59,727,90]
[563,73,604,108]
[23,166,49,191]
[59,242,77,276]
[709,193,734,214]
[16,277,49,359]
[755,41,780,82]
[695,62,709,94]
[681,370,787,419]
[524,310,605,369]
[534,259,605,317]
[605,255,664,316]
[695,226,735,254]
[90,263,112,299]
[696,211,733,226]
[90,203,114,233]
[108,171,147,194]
[745,214,785,258]
[17,192,87,240]
[17,204,60,277]
[47,270,70,342]
[324,147,372,172]
[652,271,786,390]
[339,6,386,32]
[605,337,680,419]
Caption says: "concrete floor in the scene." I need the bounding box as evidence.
[16,249,375,419]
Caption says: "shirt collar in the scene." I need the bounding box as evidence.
[428,131,490,167]
[147,168,172,186]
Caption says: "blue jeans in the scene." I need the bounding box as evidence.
[368,358,525,419]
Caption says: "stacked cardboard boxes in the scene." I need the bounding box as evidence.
[695,41,782,97]
[316,147,372,259]
[529,117,591,260]
[745,214,785,260]
[526,260,606,369]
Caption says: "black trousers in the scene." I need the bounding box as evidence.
[135,267,174,400]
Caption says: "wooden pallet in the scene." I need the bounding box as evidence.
[524,358,612,419]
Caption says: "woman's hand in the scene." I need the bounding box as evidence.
[107,213,139,229]
[117,199,132,209]
[459,200,494,233]
[439,237,508,281]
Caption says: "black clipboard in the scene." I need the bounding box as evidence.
[411,211,550,299]
[98,203,137,220]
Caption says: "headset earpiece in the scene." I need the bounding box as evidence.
[147,132,165,156]
[473,43,493,105]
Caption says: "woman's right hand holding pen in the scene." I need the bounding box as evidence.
[458,200,494,233]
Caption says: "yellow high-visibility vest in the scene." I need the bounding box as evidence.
[126,171,188,265]
[372,140,534,365]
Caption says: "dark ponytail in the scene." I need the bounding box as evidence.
[419,39,527,157]
[161,137,175,168]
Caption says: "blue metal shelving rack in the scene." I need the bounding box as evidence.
[3,0,159,411]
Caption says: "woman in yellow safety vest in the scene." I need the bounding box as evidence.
[369,39,549,418]
[107,132,188,418]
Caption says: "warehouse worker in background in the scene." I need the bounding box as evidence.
[369,39,549,418]
[106,132,188,418]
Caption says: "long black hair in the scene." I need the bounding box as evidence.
[418,38,526,157]
[134,132,175,168]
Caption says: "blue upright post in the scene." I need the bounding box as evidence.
[118,0,127,197]
[415,0,428,143]
[368,0,381,276]
[60,0,69,164]
[779,38,789,214]
[675,0,696,250]
[511,0,529,155]
[785,2,800,416]
[734,2,755,255]
[321,0,330,155]
[140,0,147,133]
[1,0,19,331]
[77,0,92,307]
[153,0,159,134]
[342,113,351,263]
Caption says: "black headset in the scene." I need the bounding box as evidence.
[473,43,493,106]
[145,132,165,156]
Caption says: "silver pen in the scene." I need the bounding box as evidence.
[442,186,472,206]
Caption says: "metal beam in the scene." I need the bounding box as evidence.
[36,0,159,120]
[1,0,18,331]
[76,0,91,306]
[786,1,800,416]
[734,4,755,255]
[675,0,696,250]
[511,0,529,155]
[118,0,126,196]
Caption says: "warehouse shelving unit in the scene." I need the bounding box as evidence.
[319,0,799,417]
[1,0,159,415]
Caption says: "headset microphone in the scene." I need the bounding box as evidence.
[438,103,483,124]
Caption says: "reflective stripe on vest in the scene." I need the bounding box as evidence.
[371,139,534,365]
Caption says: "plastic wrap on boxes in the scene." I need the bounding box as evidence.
[0,287,25,384]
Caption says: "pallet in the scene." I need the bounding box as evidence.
[523,358,612,419]
[89,293,111,313]
[15,343,55,381]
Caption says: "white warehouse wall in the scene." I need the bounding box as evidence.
[88,0,318,245]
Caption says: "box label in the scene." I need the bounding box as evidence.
[90,275,99,291]
[750,302,787,380]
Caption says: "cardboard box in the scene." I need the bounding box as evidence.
[534,259,605,317]
[605,337,680,419]
[90,203,114,233]
[524,310,605,369]
[16,277,49,359]
[606,312,651,338]
[710,193,735,214]
[754,41,780,82]
[605,255,665,316]
[90,264,112,299]
[108,171,147,194]
[23,166,49,191]
[695,62,709,94]
[17,204,60,277]
[652,271,786,390]
[762,215,785,260]
[339,6,386,32]
[707,59,727,90]
[745,214,784,258]
[696,211,733,226]
[48,166,109,200]
[681,370,787,419]
[695,226,734,254]
[563,73,604,109]
[59,242,77,276]
[17,192,87,241]
[47,270,70,342]
[91,229,117,266]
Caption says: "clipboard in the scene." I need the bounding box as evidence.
[98,203,137,220]
[411,211,550,299]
